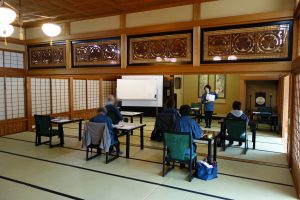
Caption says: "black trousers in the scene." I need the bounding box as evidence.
[205,111,213,126]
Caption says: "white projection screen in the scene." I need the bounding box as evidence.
[117,76,163,107]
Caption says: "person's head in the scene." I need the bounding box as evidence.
[166,98,175,108]
[204,85,211,93]
[107,94,116,105]
[232,101,242,110]
[179,105,191,117]
[97,107,108,115]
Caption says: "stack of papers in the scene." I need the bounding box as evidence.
[206,94,215,102]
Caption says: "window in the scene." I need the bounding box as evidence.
[2,51,24,69]
[51,79,69,113]
[73,79,86,111]
[31,78,51,116]
[87,80,99,109]
[5,77,25,119]
[102,80,116,106]
[0,50,3,67]
[293,74,300,169]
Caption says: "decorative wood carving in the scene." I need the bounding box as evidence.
[201,20,293,63]
[72,38,121,67]
[28,43,66,69]
[128,31,192,65]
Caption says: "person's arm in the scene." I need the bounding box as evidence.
[192,121,203,139]
[201,94,207,104]
[113,106,123,121]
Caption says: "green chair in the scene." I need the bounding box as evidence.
[222,118,248,154]
[191,102,202,123]
[162,132,197,182]
[34,115,61,147]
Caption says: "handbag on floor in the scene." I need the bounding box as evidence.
[196,161,218,181]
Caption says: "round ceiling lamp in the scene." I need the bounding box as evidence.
[0,7,17,24]
[42,23,61,37]
[0,24,14,37]
[0,24,14,45]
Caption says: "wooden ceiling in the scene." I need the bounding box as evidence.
[5,0,215,27]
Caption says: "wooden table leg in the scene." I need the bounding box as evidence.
[126,131,130,158]
[78,120,82,141]
[213,137,217,162]
[58,124,64,147]
[207,140,212,164]
[140,114,143,124]
[140,126,144,150]
[130,117,134,135]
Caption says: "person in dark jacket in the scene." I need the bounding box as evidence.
[162,98,180,120]
[90,107,115,144]
[105,94,123,124]
[226,101,249,146]
[174,105,203,156]
[201,85,218,128]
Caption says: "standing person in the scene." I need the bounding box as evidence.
[201,85,218,128]
[105,94,123,124]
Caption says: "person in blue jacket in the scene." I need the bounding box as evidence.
[201,85,218,128]
[174,105,203,157]
[90,107,116,145]
[226,101,249,146]
[105,94,123,124]
[162,98,180,120]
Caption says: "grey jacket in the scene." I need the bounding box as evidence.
[82,122,111,152]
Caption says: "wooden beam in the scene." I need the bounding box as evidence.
[26,62,291,76]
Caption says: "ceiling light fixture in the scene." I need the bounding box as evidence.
[0,24,14,45]
[42,23,61,45]
[0,7,16,25]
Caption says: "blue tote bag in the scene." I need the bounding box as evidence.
[197,161,218,181]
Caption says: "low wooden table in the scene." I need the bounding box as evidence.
[51,118,84,146]
[194,130,219,164]
[113,122,146,158]
[121,111,144,124]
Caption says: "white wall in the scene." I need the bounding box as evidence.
[201,0,294,19]
[126,5,193,28]
[70,16,120,34]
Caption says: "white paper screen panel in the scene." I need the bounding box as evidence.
[0,77,5,120]
[51,79,69,113]
[87,80,99,109]
[31,78,51,115]
[5,77,25,119]
[3,51,24,69]
[0,51,3,67]
[102,81,116,106]
[73,79,87,111]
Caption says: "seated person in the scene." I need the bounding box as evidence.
[90,107,116,143]
[162,98,180,120]
[105,94,123,124]
[226,101,249,146]
[90,107,120,153]
[174,105,203,157]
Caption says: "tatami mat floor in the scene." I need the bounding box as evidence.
[0,117,297,200]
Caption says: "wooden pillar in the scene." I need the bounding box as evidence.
[193,3,201,67]
[66,40,72,69]
[26,76,32,131]
[120,14,127,68]
[69,77,74,118]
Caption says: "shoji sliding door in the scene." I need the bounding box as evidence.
[51,79,69,114]
[31,78,51,115]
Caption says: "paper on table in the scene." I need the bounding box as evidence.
[206,94,215,102]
